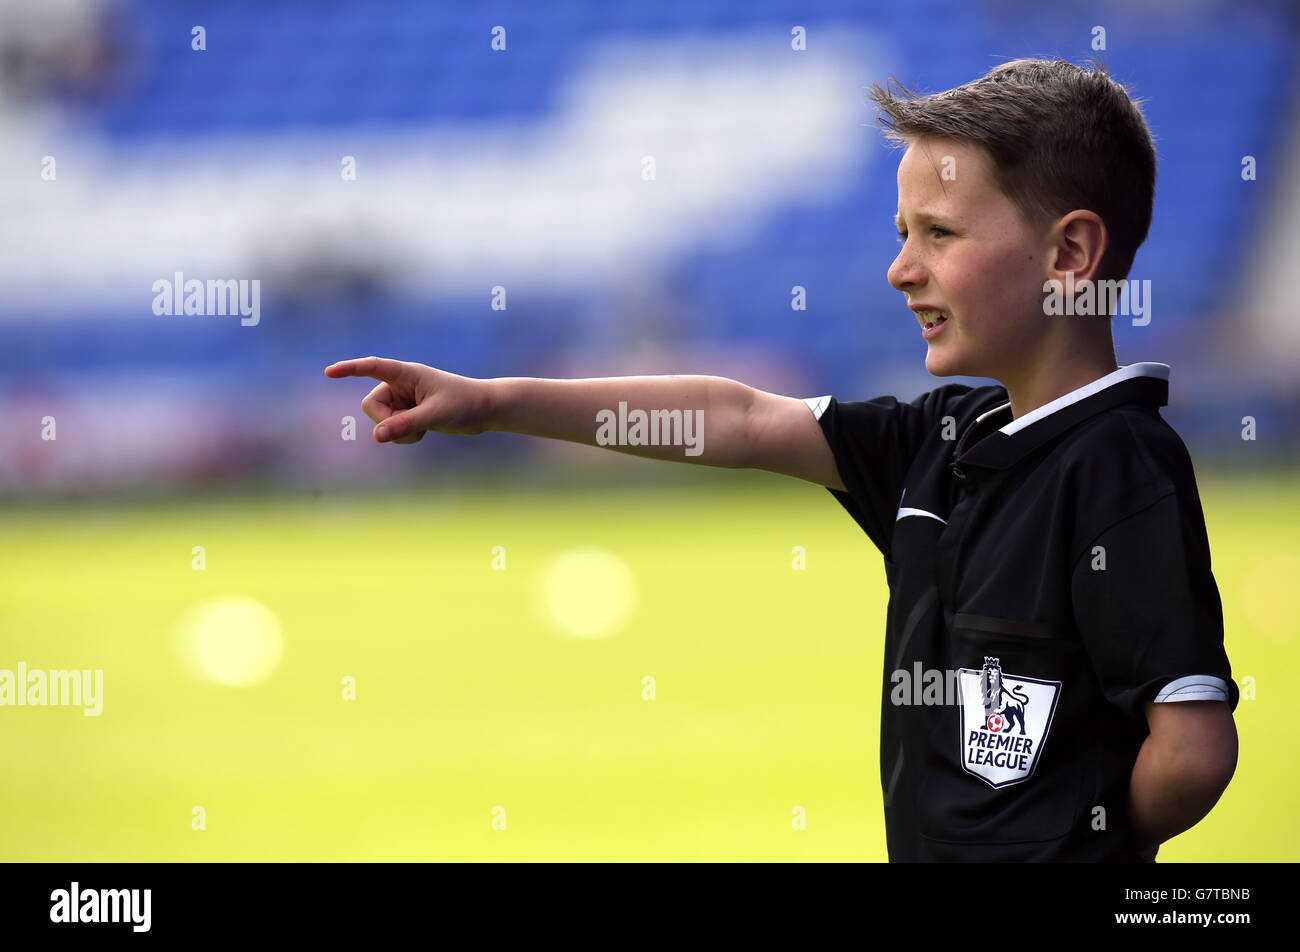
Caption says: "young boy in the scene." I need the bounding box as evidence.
[326,58,1238,862]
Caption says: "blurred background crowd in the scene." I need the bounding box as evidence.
[1,0,1297,494]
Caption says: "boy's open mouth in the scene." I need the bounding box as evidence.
[914,308,949,330]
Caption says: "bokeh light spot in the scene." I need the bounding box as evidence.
[183,597,285,686]
[540,548,636,638]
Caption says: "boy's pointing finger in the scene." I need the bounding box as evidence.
[324,356,408,381]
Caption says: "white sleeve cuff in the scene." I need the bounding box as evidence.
[804,395,831,420]
[1153,675,1230,703]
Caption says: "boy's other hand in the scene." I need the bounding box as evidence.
[324,356,491,443]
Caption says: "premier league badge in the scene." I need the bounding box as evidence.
[956,657,1061,788]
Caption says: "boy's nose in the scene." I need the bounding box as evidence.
[887,246,926,292]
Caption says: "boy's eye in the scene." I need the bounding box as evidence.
[895,227,951,244]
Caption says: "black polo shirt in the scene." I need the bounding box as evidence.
[805,362,1238,862]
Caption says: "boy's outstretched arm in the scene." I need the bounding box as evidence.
[1129,699,1237,861]
[324,357,845,490]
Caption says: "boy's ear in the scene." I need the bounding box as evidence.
[1047,210,1108,285]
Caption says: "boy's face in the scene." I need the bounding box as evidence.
[888,137,1051,381]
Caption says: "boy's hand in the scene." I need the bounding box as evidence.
[324,356,492,443]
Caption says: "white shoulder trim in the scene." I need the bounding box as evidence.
[1153,675,1230,703]
[803,395,832,421]
[895,488,947,525]
[1000,362,1170,435]
[896,507,947,525]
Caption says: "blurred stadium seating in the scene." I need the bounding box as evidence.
[2,0,1297,493]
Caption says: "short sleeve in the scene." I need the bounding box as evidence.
[806,385,971,558]
[1072,491,1238,722]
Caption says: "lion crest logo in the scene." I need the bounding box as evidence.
[957,657,1061,788]
[979,656,1030,734]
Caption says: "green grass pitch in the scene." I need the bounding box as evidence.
[0,470,1294,861]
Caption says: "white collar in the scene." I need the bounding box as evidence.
[984,362,1170,435]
